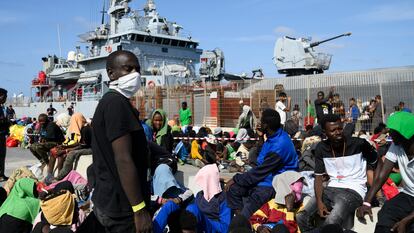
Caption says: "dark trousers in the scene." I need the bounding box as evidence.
[56,148,92,180]
[226,183,275,218]
[0,135,6,176]
[375,192,414,233]
[0,214,32,233]
[296,187,362,232]
[29,142,57,164]
[94,206,135,233]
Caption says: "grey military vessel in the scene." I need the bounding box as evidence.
[23,0,204,117]
[76,0,202,100]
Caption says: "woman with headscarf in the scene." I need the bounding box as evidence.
[186,164,232,233]
[146,109,173,152]
[250,171,304,233]
[32,181,86,233]
[0,178,40,233]
[237,105,257,130]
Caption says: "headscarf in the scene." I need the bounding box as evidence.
[272,171,304,205]
[195,164,221,202]
[238,105,257,129]
[0,178,40,223]
[47,170,87,190]
[235,128,250,144]
[41,190,75,226]
[387,111,414,139]
[146,109,169,145]
[67,113,86,139]
[55,113,71,129]
[152,164,180,197]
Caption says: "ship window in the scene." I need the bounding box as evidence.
[163,39,170,45]
[136,35,145,42]
[155,37,162,44]
[145,36,153,43]
[171,40,178,46]
[158,18,164,23]
[117,45,122,51]
[62,65,69,68]
[186,42,194,48]
[113,37,120,43]
[162,48,168,53]
[178,41,186,47]
[153,19,157,22]
[129,34,135,41]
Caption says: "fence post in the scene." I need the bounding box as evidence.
[190,91,195,125]
[217,87,224,127]
[155,86,162,109]
[203,77,207,126]
[379,78,385,123]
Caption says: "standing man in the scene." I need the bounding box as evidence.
[371,95,386,133]
[349,97,360,124]
[90,50,152,233]
[357,111,414,233]
[226,109,298,218]
[6,105,15,121]
[0,88,10,181]
[314,88,334,123]
[179,101,192,126]
[275,92,291,128]
[47,104,57,122]
[296,114,377,231]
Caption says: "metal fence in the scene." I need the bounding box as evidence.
[136,66,414,132]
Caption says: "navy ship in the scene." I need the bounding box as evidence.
[31,0,202,103]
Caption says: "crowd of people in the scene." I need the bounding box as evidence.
[0,51,413,233]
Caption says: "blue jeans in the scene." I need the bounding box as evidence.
[296,186,362,232]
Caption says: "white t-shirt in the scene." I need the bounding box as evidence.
[275,101,287,125]
[385,143,414,197]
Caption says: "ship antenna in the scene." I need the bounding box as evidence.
[57,24,62,58]
[101,0,106,25]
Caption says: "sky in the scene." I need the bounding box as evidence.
[0,0,413,95]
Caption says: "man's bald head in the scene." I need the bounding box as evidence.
[106,50,140,81]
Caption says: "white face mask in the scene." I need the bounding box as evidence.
[109,72,141,98]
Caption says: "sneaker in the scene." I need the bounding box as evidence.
[178,159,185,166]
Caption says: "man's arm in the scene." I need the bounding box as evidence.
[356,158,394,221]
[314,175,329,217]
[112,134,152,233]
[112,133,144,206]
[284,97,292,112]
[365,158,394,204]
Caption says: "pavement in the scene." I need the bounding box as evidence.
[2,147,377,232]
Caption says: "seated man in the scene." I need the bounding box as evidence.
[29,113,65,170]
[226,109,298,218]
[55,124,92,181]
[357,111,414,233]
[250,171,305,233]
[296,114,377,232]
